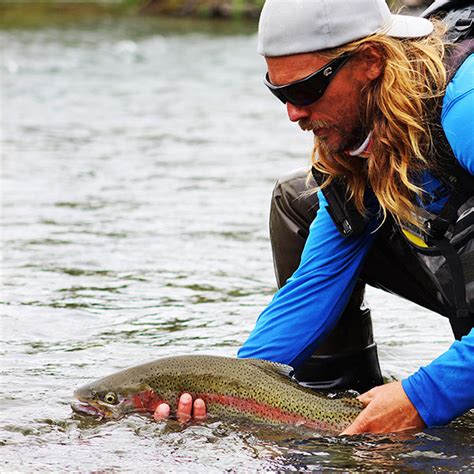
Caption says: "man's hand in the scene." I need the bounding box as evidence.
[341,381,425,435]
[153,393,207,423]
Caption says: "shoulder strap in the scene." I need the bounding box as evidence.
[427,39,474,236]
[311,168,367,237]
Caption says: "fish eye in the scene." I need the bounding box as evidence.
[103,392,118,405]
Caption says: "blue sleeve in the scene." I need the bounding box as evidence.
[237,191,378,369]
[402,329,474,426]
[402,55,474,426]
[441,54,474,174]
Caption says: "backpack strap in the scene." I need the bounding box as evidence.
[426,39,474,237]
[311,168,367,237]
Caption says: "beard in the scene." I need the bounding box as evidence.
[298,85,371,154]
[298,118,364,154]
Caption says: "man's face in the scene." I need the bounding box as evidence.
[266,51,374,154]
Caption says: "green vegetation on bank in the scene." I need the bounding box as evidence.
[0,0,412,29]
[0,2,123,28]
[138,0,265,18]
[0,0,265,28]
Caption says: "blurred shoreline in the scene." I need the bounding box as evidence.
[0,0,429,28]
[0,1,259,29]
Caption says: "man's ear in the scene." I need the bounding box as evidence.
[358,44,384,80]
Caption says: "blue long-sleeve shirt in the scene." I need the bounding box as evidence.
[238,54,474,427]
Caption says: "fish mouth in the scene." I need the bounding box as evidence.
[71,387,158,419]
[71,396,128,419]
[71,399,106,418]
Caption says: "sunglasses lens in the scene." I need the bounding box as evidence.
[284,85,323,106]
[269,88,288,104]
[265,53,351,107]
[268,84,322,106]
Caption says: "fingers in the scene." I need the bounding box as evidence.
[340,417,367,435]
[153,393,207,423]
[176,394,207,423]
[340,407,370,435]
[193,398,207,421]
[153,403,170,421]
[341,382,425,435]
[176,393,193,423]
[357,387,377,406]
[341,390,376,435]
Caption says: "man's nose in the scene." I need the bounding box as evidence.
[286,103,311,122]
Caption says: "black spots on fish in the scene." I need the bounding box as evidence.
[76,355,362,430]
[343,397,364,409]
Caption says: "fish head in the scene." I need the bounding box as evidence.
[72,372,164,419]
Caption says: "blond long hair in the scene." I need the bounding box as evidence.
[312,23,448,230]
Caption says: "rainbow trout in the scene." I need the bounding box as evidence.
[72,355,362,432]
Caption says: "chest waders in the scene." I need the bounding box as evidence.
[270,2,474,393]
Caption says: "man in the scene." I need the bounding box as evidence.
[156,0,474,433]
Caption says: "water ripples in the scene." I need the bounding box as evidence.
[1,16,472,472]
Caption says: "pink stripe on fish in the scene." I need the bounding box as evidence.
[196,393,333,430]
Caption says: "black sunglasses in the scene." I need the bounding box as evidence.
[264,53,352,107]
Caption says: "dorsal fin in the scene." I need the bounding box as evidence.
[245,358,294,378]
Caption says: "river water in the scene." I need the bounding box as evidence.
[1,15,473,472]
